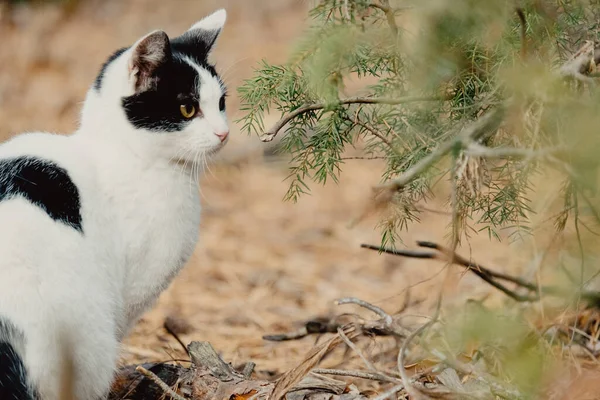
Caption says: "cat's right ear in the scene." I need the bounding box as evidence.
[179,9,226,58]
[129,30,172,92]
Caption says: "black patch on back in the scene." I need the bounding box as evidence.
[0,157,83,233]
[94,47,128,91]
[0,318,38,400]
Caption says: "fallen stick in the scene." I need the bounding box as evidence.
[361,241,600,306]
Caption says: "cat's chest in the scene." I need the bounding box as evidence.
[99,168,201,274]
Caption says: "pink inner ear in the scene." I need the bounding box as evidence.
[131,31,172,92]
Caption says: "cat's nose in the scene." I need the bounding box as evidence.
[214,130,229,143]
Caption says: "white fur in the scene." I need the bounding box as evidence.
[0,10,227,400]
[189,8,227,32]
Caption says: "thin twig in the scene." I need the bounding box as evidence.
[377,108,505,192]
[516,7,528,59]
[263,318,341,342]
[261,96,440,142]
[362,241,600,305]
[163,320,191,357]
[464,143,565,160]
[371,383,406,400]
[355,120,399,155]
[361,242,538,302]
[361,244,435,259]
[341,156,388,160]
[337,327,378,372]
[336,297,393,327]
[343,0,351,22]
[369,0,399,35]
[135,365,187,400]
[397,292,442,400]
[416,241,539,291]
[312,368,401,383]
[243,362,256,379]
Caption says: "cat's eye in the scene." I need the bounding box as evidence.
[219,96,226,112]
[180,104,196,119]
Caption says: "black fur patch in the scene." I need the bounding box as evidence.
[0,318,38,400]
[121,56,201,132]
[94,47,128,91]
[0,157,83,233]
[171,34,219,78]
[119,31,226,132]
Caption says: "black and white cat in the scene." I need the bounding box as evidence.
[0,9,229,400]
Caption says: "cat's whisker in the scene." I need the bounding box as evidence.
[191,149,201,193]
[194,151,210,203]
[218,56,252,85]
[202,151,216,180]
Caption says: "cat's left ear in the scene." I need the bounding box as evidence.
[182,9,227,56]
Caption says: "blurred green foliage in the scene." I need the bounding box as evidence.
[239,0,600,251]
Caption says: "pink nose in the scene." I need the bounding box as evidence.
[215,131,229,142]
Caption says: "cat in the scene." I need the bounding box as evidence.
[0,8,229,400]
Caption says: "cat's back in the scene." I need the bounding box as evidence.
[0,131,98,268]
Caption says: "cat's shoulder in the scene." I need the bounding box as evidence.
[0,131,69,158]
[0,131,94,170]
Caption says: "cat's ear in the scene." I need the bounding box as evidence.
[129,30,172,92]
[184,9,227,55]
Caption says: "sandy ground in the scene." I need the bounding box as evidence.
[0,0,544,382]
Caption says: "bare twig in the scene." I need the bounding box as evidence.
[361,241,600,305]
[371,383,406,400]
[188,341,243,382]
[360,244,435,259]
[397,298,441,400]
[135,365,187,400]
[263,317,342,342]
[337,327,378,372]
[312,368,401,383]
[361,242,538,302]
[336,297,393,327]
[163,320,190,357]
[343,0,351,22]
[416,241,539,291]
[261,96,440,142]
[243,362,256,379]
[464,143,566,160]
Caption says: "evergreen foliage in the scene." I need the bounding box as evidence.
[238,0,600,249]
[240,3,600,395]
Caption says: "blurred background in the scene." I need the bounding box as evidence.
[0,0,512,373]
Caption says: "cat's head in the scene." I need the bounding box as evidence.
[81,9,229,166]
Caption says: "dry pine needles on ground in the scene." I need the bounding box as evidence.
[111,241,600,400]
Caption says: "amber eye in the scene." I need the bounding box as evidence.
[180,104,196,119]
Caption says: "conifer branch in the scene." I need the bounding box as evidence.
[464,143,566,159]
[369,1,399,35]
[261,96,440,142]
[354,120,399,155]
[377,108,505,192]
